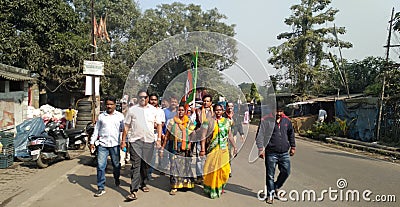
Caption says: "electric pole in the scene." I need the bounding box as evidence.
[376,7,395,141]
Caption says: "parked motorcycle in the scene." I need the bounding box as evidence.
[64,127,88,150]
[26,120,70,168]
[85,122,98,166]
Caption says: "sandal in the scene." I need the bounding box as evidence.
[169,189,177,195]
[140,186,150,192]
[125,192,137,201]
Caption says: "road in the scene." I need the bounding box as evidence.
[1,124,399,207]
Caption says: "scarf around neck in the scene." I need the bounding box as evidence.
[172,115,189,151]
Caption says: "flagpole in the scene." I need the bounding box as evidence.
[91,0,97,122]
[192,47,198,107]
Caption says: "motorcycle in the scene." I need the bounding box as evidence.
[26,120,70,168]
[64,127,89,150]
[84,122,98,166]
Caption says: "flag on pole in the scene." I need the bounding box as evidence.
[184,49,198,108]
[97,17,103,40]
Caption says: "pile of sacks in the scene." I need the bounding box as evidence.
[27,104,64,122]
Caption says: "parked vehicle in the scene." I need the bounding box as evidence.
[64,127,88,150]
[25,120,70,168]
[85,122,98,166]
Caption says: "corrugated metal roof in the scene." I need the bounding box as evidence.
[287,93,365,106]
[0,63,34,81]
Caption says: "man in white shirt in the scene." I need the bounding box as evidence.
[148,93,165,179]
[121,90,163,201]
[90,96,125,197]
[318,107,327,123]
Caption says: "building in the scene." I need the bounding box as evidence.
[0,63,38,131]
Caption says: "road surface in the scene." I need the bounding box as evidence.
[1,124,399,207]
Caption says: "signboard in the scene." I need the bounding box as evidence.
[83,61,104,76]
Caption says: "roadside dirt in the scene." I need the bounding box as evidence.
[0,150,86,204]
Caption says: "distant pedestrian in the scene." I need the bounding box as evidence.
[256,107,296,204]
[120,98,130,168]
[222,102,237,177]
[65,104,76,129]
[159,96,178,173]
[148,93,165,179]
[89,96,125,197]
[193,94,215,184]
[232,104,245,142]
[318,107,327,123]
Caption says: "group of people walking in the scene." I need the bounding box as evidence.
[89,90,296,204]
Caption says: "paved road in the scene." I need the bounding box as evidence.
[1,125,399,207]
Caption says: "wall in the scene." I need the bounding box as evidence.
[0,81,29,131]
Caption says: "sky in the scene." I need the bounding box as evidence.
[136,0,399,85]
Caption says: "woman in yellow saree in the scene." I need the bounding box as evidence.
[203,104,238,199]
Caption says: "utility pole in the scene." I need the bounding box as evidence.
[90,0,97,122]
[376,7,395,141]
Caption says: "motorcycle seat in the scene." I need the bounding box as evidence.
[64,128,84,135]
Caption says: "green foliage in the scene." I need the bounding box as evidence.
[0,0,88,91]
[306,117,355,139]
[128,3,237,98]
[394,10,400,32]
[268,0,352,97]
[1,0,236,99]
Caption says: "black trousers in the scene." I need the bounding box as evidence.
[129,140,154,193]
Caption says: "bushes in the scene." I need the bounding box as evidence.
[301,117,352,140]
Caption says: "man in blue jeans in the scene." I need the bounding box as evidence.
[256,107,296,204]
[89,96,125,197]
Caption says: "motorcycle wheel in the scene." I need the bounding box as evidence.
[78,143,86,150]
[37,154,49,168]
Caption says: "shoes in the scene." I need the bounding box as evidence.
[115,179,120,187]
[169,188,177,195]
[94,189,106,197]
[140,186,150,192]
[125,192,137,201]
[266,197,274,204]
[274,189,285,200]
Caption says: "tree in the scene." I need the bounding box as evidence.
[268,0,352,98]
[125,3,237,99]
[71,0,141,96]
[0,0,88,92]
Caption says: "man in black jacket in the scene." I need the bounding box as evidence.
[256,107,296,204]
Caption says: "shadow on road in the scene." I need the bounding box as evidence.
[225,183,258,198]
[67,173,131,198]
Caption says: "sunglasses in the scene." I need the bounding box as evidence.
[138,96,148,99]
